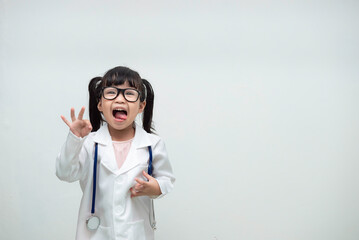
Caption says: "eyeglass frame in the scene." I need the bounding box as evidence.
[101,86,141,102]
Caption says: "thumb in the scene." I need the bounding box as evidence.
[84,119,93,131]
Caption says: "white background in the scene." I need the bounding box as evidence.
[1,0,359,239]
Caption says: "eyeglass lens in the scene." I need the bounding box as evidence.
[103,87,139,102]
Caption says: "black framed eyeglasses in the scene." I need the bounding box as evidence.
[102,87,140,102]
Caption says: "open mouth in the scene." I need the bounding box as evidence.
[113,109,128,121]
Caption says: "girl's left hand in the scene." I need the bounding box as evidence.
[130,171,162,198]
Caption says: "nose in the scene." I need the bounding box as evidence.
[114,90,126,103]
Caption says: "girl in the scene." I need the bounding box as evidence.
[56,66,175,240]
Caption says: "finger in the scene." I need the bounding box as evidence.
[61,115,71,127]
[70,108,76,122]
[135,178,147,185]
[130,187,136,197]
[131,187,141,193]
[130,187,144,198]
[142,171,153,180]
[134,184,144,191]
[78,106,85,120]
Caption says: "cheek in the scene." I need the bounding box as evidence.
[99,102,113,114]
[129,104,143,115]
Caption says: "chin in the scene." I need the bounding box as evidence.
[110,122,133,131]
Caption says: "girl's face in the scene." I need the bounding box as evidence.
[97,81,146,135]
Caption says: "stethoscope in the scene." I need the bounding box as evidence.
[86,143,156,231]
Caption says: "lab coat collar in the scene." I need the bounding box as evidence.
[92,122,153,149]
[92,122,155,175]
[92,123,112,145]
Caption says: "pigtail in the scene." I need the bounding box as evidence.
[142,79,155,133]
[88,77,102,132]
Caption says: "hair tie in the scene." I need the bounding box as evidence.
[142,81,147,100]
[95,78,102,88]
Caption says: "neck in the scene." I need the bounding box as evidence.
[108,124,135,141]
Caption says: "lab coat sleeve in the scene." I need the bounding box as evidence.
[56,131,88,183]
[152,139,175,198]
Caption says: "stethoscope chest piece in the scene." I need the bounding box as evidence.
[86,215,100,231]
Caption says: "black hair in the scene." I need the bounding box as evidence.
[88,66,155,133]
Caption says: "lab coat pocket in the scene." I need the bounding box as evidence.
[91,225,114,240]
[127,219,145,240]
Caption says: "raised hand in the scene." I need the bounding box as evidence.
[130,171,162,198]
[61,107,92,138]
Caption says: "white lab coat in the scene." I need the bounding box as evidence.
[56,123,175,240]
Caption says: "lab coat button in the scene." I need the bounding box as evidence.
[115,205,124,214]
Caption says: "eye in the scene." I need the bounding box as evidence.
[125,90,137,96]
[104,88,117,95]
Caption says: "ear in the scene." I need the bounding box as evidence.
[97,100,103,112]
[138,101,146,113]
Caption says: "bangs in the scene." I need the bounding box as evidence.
[102,66,142,90]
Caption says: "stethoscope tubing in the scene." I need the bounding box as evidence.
[91,143,99,215]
